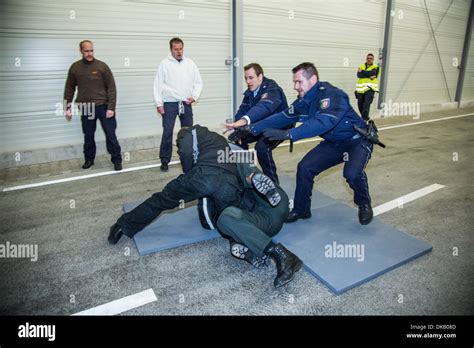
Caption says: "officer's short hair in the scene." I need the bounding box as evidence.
[367,53,374,58]
[292,62,319,80]
[170,37,184,48]
[79,40,93,50]
[244,63,264,77]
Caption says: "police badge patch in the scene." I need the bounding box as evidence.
[320,98,330,109]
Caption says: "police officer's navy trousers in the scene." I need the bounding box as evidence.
[240,134,282,184]
[293,136,373,215]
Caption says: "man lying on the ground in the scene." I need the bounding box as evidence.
[108,125,302,288]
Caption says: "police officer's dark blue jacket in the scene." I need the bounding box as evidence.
[249,81,366,142]
[234,77,288,124]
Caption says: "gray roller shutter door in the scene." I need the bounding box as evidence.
[0,0,231,154]
[242,0,386,110]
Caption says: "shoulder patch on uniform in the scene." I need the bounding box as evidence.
[320,98,330,109]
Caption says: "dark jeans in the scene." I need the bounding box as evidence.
[293,137,373,215]
[117,166,241,237]
[240,134,282,184]
[159,102,193,164]
[81,104,122,164]
[357,90,375,121]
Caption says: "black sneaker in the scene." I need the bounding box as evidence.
[82,160,94,169]
[251,173,281,206]
[230,241,268,268]
[160,162,169,172]
[114,163,122,171]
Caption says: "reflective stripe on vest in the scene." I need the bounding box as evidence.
[356,63,380,93]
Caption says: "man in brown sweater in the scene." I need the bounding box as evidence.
[64,40,122,171]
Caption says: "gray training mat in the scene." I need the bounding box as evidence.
[123,202,220,256]
[273,201,432,294]
[124,175,325,256]
[124,175,432,294]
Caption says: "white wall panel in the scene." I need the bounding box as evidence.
[0,0,231,153]
[242,0,386,108]
[388,0,470,105]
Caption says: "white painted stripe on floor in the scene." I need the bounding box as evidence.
[72,288,157,316]
[278,112,474,147]
[373,184,445,216]
[2,161,180,192]
[2,113,472,192]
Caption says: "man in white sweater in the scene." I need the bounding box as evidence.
[153,37,203,171]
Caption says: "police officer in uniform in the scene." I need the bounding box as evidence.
[225,63,288,184]
[108,125,302,288]
[356,53,381,121]
[229,62,374,225]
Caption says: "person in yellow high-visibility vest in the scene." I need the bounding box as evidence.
[356,53,381,120]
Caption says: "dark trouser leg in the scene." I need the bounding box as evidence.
[159,102,178,164]
[343,139,372,206]
[357,93,364,115]
[178,103,193,127]
[81,112,98,161]
[217,187,289,257]
[96,105,122,164]
[117,167,240,237]
[293,141,343,215]
[361,90,375,121]
[255,136,282,184]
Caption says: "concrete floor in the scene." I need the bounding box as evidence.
[0,108,473,315]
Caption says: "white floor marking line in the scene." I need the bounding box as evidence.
[373,184,445,216]
[3,161,180,192]
[278,113,474,147]
[72,288,157,316]
[2,113,472,192]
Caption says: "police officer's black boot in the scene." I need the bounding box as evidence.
[358,204,373,225]
[265,242,303,288]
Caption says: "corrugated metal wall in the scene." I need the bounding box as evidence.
[0,0,472,163]
[464,21,474,102]
[0,0,231,153]
[242,0,472,112]
[388,0,471,104]
[242,0,386,109]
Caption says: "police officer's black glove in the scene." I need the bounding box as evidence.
[263,128,290,141]
[228,125,250,143]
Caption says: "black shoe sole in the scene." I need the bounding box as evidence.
[251,173,281,206]
[230,242,267,268]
